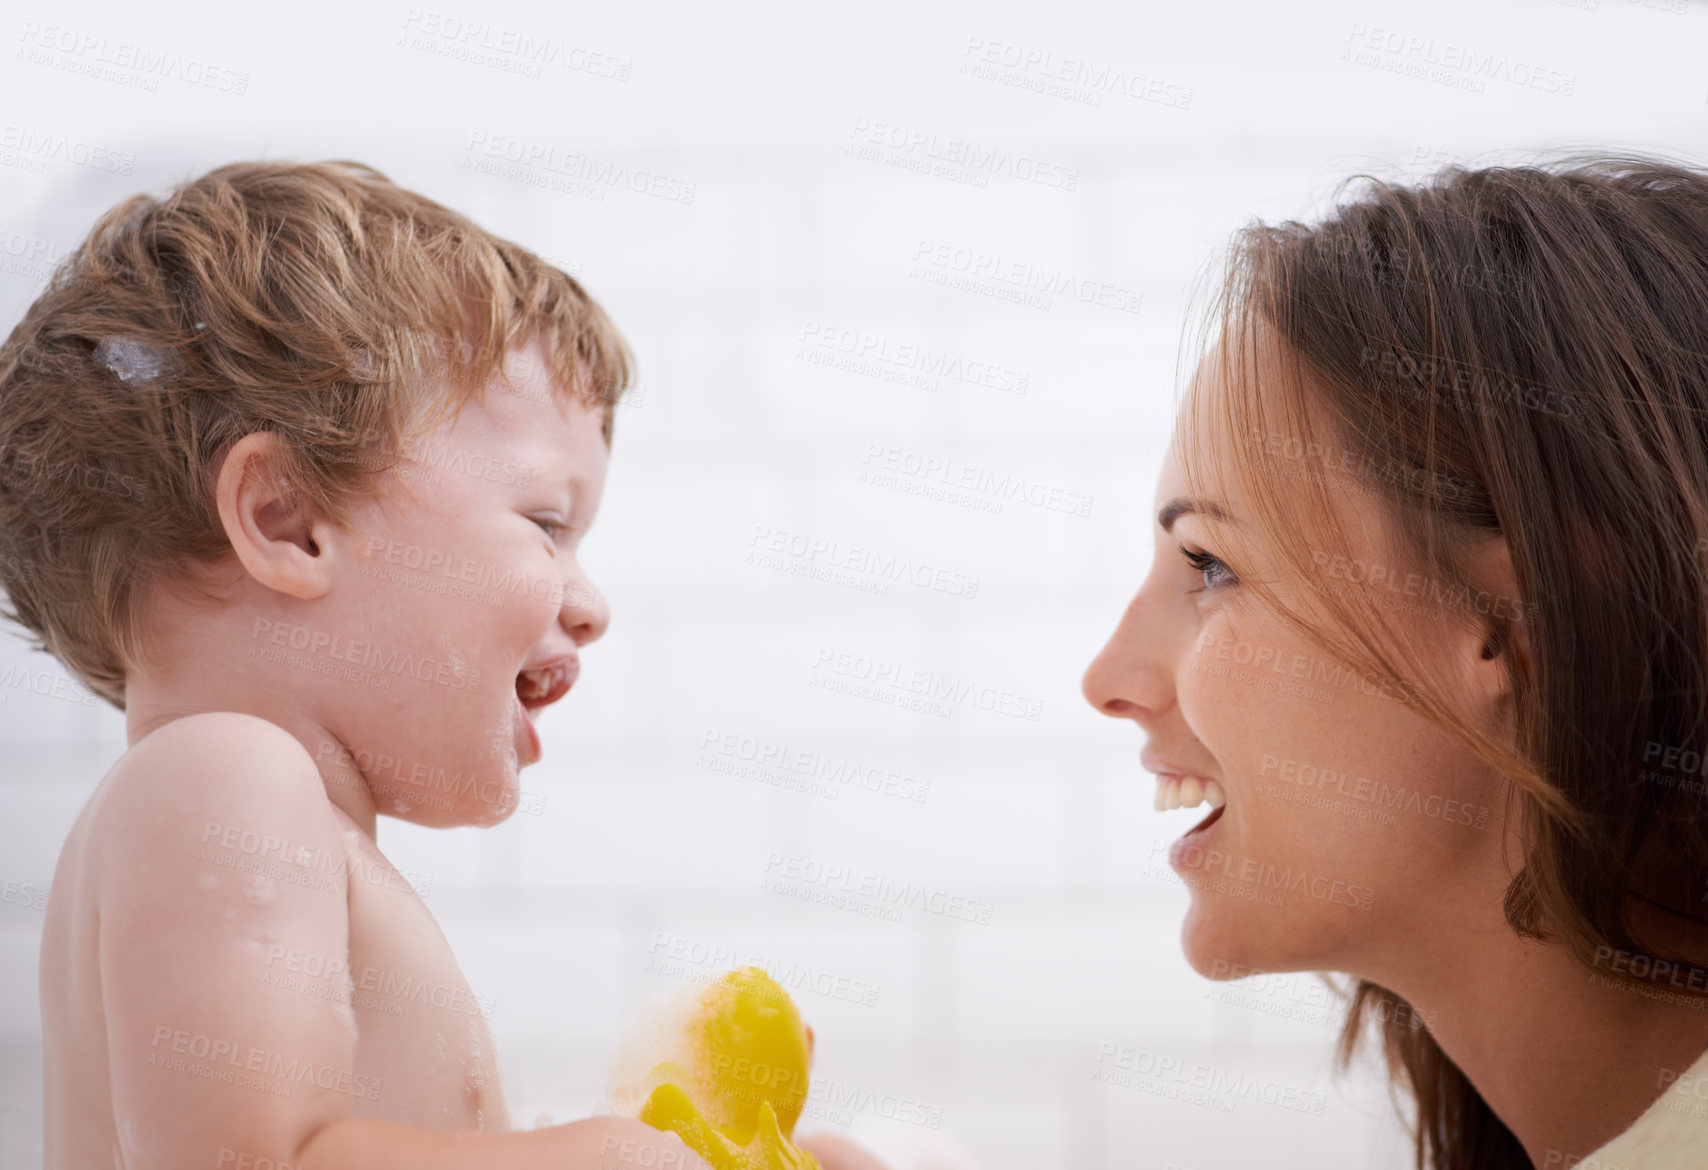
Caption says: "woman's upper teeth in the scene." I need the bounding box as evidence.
[1154,775,1227,812]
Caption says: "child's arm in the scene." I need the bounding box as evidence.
[294,1115,705,1168]
[797,1134,893,1170]
[93,712,706,1170]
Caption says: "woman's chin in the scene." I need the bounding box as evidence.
[1179,896,1261,978]
[1179,896,1335,983]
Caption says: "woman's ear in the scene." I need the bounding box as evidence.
[213,432,337,599]
[1460,534,1532,711]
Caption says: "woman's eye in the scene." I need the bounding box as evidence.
[1178,543,1237,592]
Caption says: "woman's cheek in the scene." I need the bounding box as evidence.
[1177,641,1212,718]
[1179,614,1246,724]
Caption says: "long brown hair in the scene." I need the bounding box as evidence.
[1177,151,1708,1169]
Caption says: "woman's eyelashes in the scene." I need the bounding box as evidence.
[1177,543,1238,592]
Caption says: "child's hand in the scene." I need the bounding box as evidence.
[795,1133,892,1170]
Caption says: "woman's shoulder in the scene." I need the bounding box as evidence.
[1586,1044,1708,1167]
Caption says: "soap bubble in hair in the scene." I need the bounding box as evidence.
[92,334,180,384]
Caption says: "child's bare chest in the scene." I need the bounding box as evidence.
[333,827,510,1130]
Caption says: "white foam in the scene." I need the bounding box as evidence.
[92,334,177,384]
[601,976,708,1118]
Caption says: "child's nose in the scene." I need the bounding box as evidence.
[561,571,610,645]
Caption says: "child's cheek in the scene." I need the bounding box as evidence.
[504,541,568,634]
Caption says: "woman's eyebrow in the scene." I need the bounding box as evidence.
[1158,497,1234,533]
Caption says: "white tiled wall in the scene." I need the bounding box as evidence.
[0,1,1701,1166]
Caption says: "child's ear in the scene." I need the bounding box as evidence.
[214,432,336,599]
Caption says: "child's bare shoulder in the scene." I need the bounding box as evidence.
[78,712,346,887]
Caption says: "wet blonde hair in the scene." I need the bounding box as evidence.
[1180,150,1708,1169]
[0,158,633,709]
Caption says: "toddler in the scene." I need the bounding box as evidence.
[7,159,704,1169]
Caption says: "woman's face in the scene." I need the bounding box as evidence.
[1081,339,1513,985]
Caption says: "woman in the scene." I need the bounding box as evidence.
[1081,153,1708,1169]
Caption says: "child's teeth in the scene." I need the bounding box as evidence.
[1179,776,1204,808]
[1204,779,1227,809]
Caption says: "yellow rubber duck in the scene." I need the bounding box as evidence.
[606,966,822,1170]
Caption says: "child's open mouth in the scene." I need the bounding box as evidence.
[516,657,578,710]
[513,656,579,762]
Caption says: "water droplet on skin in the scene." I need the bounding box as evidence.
[395,800,413,814]
[435,634,469,680]
[242,876,276,906]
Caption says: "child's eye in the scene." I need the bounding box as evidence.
[1178,543,1237,592]
[531,517,563,539]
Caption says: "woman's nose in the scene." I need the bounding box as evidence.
[1083,642,1140,717]
[1082,591,1170,720]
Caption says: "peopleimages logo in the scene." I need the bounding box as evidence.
[247,620,481,692]
[645,931,882,1008]
[1342,23,1576,97]
[15,23,250,96]
[846,118,1079,190]
[761,852,994,925]
[748,524,980,600]
[1192,630,1426,709]
[810,647,1044,722]
[956,36,1193,110]
[148,1025,381,1101]
[1092,1043,1328,1115]
[1258,754,1490,829]
[1152,838,1376,911]
[797,321,1030,394]
[858,443,1094,519]
[804,1077,943,1128]
[699,727,932,803]
[399,9,633,80]
[461,132,695,203]
[910,240,1142,315]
